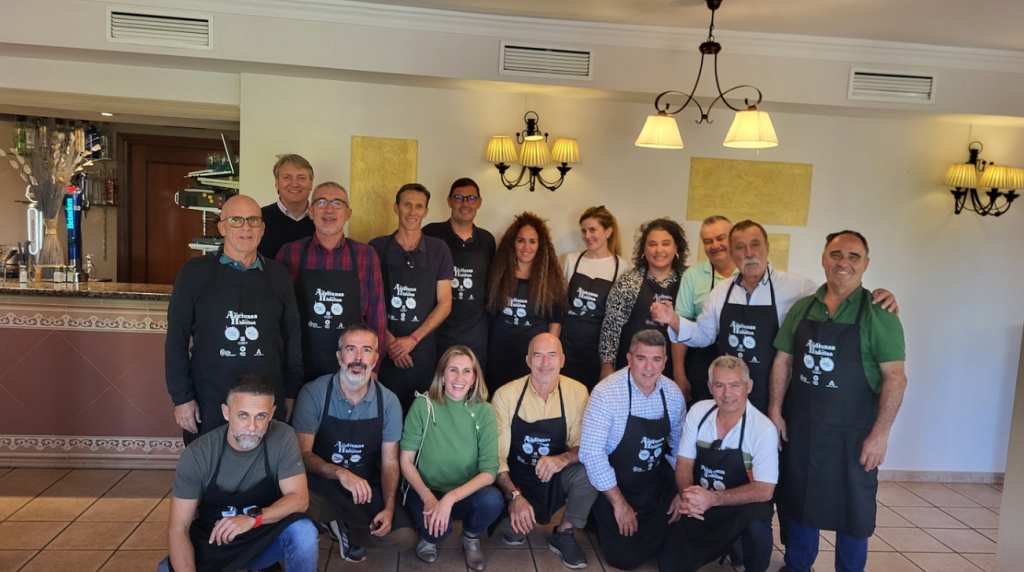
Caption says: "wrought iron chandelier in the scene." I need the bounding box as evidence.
[485,111,580,192]
[944,141,1022,217]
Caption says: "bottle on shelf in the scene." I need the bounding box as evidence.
[83,254,95,282]
[13,115,27,156]
[24,116,36,156]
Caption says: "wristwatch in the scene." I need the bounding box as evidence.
[243,506,263,528]
[505,489,521,503]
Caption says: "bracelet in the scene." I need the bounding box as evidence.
[410,333,420,344]
[254,513,263,528]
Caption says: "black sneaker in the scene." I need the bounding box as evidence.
[328,519,367,563]
[548,529,587,569]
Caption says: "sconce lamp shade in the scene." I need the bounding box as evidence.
[486,136,518,163]
[723,107,779,149]
[978,165,1019,189]
[635,112,684,149]
[520,139,553,167]
[943,163,978,188]
[1008,168,1024,190]
[551,138,581,164]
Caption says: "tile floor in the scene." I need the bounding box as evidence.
[0,468,1002,572]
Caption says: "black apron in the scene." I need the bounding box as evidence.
[616,271,680,374]
[717,275,779,414]
[188,260,286,444]
[437,225,491,367]
[509,380,568,525]
[784,290,878,538]
[685,271,724,404]
[308,376,385,516]
[561,254,619,390]
[670,406,773,571]
[592,373,676,568]
[486,279,549,395]
[294,240,362,380]
[184,432,305,572]
[380,235,438,412]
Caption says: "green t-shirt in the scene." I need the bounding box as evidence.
[675,258,737,320]
[774,285,905,393]
[400,395,498,494]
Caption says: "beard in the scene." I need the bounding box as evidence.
[340,362,372,389]
[231,429,265,450]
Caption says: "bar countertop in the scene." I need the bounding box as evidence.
[0,281,173,301]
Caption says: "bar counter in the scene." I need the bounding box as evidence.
[0,282,181,468]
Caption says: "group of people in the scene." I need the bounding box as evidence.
[161,153,908,572]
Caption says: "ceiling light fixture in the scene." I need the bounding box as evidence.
[635,0,778,150]
[944,141,1022,217]
[486,111,580,192]
[100,112,114,117]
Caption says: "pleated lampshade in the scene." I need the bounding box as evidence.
[485,136,518,163]
[635,112,684,149]
[1007,168,1024,190]
[943,164,978,188]
[520,139,553,167]
[723,107,779,149]
[979,165,1016,189]
[551,138,581,164]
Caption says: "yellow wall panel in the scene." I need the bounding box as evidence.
[686,157,813,226]
[349,136,418,243]
[696,233,790,272]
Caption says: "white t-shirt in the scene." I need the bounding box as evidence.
[562,251,631,284]
[679,399,779,485]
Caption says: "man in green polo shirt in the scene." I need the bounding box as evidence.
[768,230,907,572]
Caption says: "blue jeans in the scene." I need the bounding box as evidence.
[157,519,320,572]
[784,520,868,572]
[404,485,504,543]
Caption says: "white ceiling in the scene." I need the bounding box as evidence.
[347,0,1024,52]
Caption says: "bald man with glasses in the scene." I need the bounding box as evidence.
[166,195,304,445]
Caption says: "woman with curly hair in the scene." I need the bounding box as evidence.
[486,212,567,394]
[598,218,689,388]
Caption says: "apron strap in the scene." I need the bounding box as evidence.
[374,380,384,418]
[613,255,620,282]
[767,270,777,310]
[320,374,336,430]
[696,404,718,432]
[514,378,566,421]
[696,404,749,450]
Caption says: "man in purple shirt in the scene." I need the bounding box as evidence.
[277,182,386,381]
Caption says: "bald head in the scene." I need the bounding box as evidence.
[526,333,564,387]
[220,195,261,218]
[217,195,264,262]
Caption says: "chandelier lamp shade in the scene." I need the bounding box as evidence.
[486,111,580,192]
[944,141,1022,217]
[635,0,779,150]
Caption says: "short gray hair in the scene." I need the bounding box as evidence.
[707,355,751,386]
[702,215,732,226]
[629,329,667,355]
[314,181,349,199]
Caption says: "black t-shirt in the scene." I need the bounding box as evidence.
[258,203,315,260]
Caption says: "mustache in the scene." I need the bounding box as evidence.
[742,257,761,268]
[347,361,367,370]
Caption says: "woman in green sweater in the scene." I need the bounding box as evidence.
[400,345,502,571]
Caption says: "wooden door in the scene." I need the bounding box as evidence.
[118,134,232,285]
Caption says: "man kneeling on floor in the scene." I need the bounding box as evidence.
[161,374,319,572]
[293,323,417,563]
[660,356,777,572]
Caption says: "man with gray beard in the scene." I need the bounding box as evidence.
[293,323,416,563]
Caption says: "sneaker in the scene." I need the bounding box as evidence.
[328,520,366,563]
[416,538,438,564]
[499,518,527,546]
[462,532,487,571]
[548,529,588,569]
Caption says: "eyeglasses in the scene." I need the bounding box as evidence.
[223,216,264,228]
[312,198,349,209]
[711,439,724,451]
[404,251,416,269]
[452,194,479,204]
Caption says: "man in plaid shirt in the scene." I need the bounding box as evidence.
[277,182,386,380]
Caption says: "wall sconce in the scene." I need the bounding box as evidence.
[634,0,778,150]
[486,111,580,192]
[944,141,1023,217]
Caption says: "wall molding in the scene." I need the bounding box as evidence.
[880,470,1003,485]
[0,87,239,122]
[99,0,1024,74]
[0,311,167,332]
[0,435,183,469]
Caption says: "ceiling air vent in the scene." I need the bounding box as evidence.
[500,42,592,80]
[848,69,935,103]
[107,8,213,50]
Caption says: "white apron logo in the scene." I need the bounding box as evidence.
[331,441,365,467]
[503,297,529,326]
[571,286,599,317]
[728,321,758,359]
[223,311,260,358]
[634,435,665,472]
[699,464,727,491]
[451,267,476,301]
[518,435,551,467]
[310,288,346,330]
[390,284,420,322]
[802,339,837,386]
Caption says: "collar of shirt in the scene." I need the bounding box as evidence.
[525,375,563,401]
[623,368,667,399]
[698,257,738,281]
[730,261,775,297]
[333,374,377,408]
[645,268,680,287]
[218,251,264,271]
[277,198,309,222]
[446,219,477,245]
[390,231,425,254]
[312,233,347,253]
[809,284,865,318]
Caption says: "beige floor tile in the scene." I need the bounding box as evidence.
[868,534,895,552]
[144,498,171,523]
[18,549,112,572]
[962,553,996,572]
[873,527,951,552]
[813,550,837,572]
[324,547,397,571]
[0,549,37,572]
[0,521,68,550]
[0,469,69,481]
[0,473,68,497]
[120,522,167,550]
[47,521,137,550]
[77,498,159,522]
[989,506,1000,515]
[890,507,968,529]
[819,529,892,551]
[0,469,9,479]
[469,546,533,572]
[924,528,996,554]
[103,471,173,499]
[43,471,126,497]
[944,486,1002,509]
[903,552,983,572]
[977,529,999,542]
[876,506,915,527]
[767,550,784,571]
[875,487,930,507]
[900,486,979,508]
[878,481,907,489]
[397,547,467,572]
[987,483,1002,492]
[940,507,999,529]
[7,497,96,521]
[820,530,834,547]
[98,550,166,572]
[533,544,600,572]
[864,551,923,572]
[0,496,33,521]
